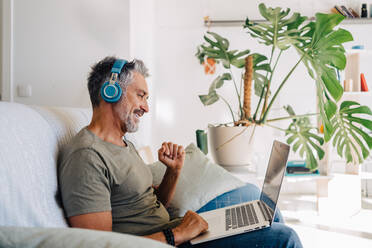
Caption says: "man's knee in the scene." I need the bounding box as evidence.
[277,225,302,248]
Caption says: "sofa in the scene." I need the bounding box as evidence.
[0,102,261,247]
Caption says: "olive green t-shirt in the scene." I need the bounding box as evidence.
[58,127,180,236]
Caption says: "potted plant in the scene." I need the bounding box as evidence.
[196,3,372,170]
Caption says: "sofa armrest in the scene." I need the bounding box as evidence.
[0,226,171,248]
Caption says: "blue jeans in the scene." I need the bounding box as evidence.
[179,184,303,248]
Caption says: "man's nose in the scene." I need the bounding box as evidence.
[141,101,149,113]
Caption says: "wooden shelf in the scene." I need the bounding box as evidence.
[204,18,372,27]
[342,18,372,25]
[342,91,371,95]
[346,49,372,55]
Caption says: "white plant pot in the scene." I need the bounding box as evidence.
[208,125,255,167]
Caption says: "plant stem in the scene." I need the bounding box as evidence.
[253,47,275,121]
[261,55,305,123]
[219,47,244,120]
[239,72,244,107]
[260,50,283,120]
[265,123,287,132]
[219,94,236,123]
[229,68,244,120]
[267,113,319,122]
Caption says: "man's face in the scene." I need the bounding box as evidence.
[115,71,149,133]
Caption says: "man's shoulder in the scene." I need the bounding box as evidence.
[65,127,94,149]
[59,128,101,165]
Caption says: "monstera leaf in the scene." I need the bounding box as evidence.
[196,32,250,69]
[284,105,324,170]
[331,101,372,164]
[244,3,308,50]
[251,53,271,97]
[195,4,371,171]
[295,13,353,141]
[199,73,232,106]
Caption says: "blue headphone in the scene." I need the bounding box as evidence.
[100,59,127,103]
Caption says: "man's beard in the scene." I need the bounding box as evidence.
[125,113,139,133]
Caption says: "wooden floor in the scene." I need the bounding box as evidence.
[279,194,372,248]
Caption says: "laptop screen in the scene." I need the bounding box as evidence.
[260,140,290,223]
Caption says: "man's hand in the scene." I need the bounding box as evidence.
[158,142,185,173]
[173,211,209,245]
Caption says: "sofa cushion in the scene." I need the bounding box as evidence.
[0,226,171,248]
[150,143,245,218]
[31,106,92,150]
[0,102,68,227]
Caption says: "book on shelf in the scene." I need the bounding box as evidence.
[341,5,355,18]
[285,160,319,176]
[348,7,360,18]
[333,5,361,18]
[333,6,345,16]
[334,5,347,17]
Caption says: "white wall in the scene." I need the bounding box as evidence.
[0,1,2,99]
[3,0,372,165]
[1,0,14,102]
[150,0,372,164]
[12,0,130,108]
[126,0,156,149]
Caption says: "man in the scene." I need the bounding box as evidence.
[59,56,302,247]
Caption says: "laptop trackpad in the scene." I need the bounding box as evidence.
[207,216,222,226]
[205,215,225,234]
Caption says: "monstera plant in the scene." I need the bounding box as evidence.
[196,3,372,170]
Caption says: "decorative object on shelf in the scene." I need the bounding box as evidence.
[344,79,353,92]
[196,3,372,170]
[361,3,368,18]
[361,73,369,91]
[351,45,364,49]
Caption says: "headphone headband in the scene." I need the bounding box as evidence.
[111,59,127,74]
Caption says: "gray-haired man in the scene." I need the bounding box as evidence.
[59,56,302,247]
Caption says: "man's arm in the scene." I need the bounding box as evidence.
[69,210,208,246]
[154,168,180,208]
[68,211,112,231]
[154,142,185,208]
[59,150,113,231]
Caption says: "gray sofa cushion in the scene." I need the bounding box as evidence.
[0,227,171,248]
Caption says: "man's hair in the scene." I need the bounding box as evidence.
[87,56,149,108]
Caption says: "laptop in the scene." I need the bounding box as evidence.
[190,140,290,245]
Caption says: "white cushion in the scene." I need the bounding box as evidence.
[150,143,245,218]
[0,102,67,227]
[31,106,92,150]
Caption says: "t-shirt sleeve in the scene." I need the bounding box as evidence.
[59,149,112,217]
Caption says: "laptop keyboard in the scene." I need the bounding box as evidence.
[225,203,259,231]
[257,201,274,222]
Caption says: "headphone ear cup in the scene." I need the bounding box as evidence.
[101,81,122,103]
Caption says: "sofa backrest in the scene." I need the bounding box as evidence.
[0,102,92,227]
